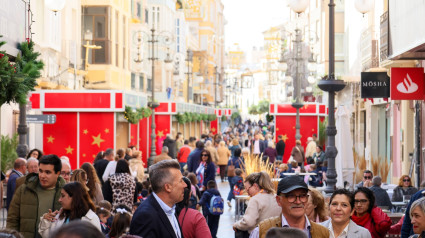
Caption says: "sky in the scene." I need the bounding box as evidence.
[221,0,288,52]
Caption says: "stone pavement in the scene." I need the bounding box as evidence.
[217,179,236,238]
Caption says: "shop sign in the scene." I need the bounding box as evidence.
[361,72,390,98]
[391,67,424,100]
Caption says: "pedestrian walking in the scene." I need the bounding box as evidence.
[217,141,231,182]
[291,140,305,169]
[198,180,223,238]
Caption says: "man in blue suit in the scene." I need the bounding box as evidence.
[130,160,187,238]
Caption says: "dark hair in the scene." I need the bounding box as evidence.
[354,187,375,214]
[60,182,96,221]
[200,150,212,164]
[149,160,181,193]
[94,151,104,163]
[207,180,216,189]
[26,148,43,160]
[234,148,242,157]
[95,206,111,218]
[116,149,125,160]
[109,205,132,238]
[265,227,308,238]
[235,168,243,176]
[189,137,197,143]
[196,141,204,149]
[330,189,354,210]
[176,177,192,217]
[363,170,373,176]
[176,132,182,140]
[51,220,104,238]
[184,139,189,145]
[81,163,101,200]
[317,146,323,151]
[115,160,131,174]
[39,154,62,173]
[104,148,114,157]
[187,172,198,186]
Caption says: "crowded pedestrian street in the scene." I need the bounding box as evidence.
[2,0,425,238]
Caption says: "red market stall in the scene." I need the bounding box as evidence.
[269,103,327,163]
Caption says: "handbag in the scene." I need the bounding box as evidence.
[227,159,236,177]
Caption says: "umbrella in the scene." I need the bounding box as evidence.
[335,105,355,188]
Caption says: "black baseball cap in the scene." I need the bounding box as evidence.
[277,176,309,194]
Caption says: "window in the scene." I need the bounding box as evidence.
[137,2,142,21]
[115,11,119,67]
[123,16,127,69]
[139,74,144,90]
[145,9,149,23]
[82,7,110,64]
[147,78,152,91]
[131,73,136,89]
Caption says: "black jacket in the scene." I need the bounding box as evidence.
[130,194,182,238]
[276,140,286,156]
[163,138,177,159]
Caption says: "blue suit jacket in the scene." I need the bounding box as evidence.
[129,194,182,238]
[187,148,202,173]
[401,189,425,238]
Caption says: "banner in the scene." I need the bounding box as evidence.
[391,67,424,100]
[361,72,390,98]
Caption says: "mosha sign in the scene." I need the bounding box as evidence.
[391,67,425,100]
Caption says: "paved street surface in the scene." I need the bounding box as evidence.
[217,179,236,238]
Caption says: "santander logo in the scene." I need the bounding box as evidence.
[396,73,418,94]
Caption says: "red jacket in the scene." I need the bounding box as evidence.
[177,145,191,163]
[352,206,392,238]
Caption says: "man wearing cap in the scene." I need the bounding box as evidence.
[250,176,329,238]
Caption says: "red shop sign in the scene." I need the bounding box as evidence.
[391,67,425,100]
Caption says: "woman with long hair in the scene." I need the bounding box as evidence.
[81,162,104,205]
[321,189,371,237]
[109,160,136,210]
[233,172,281,234]
[196,150,216,191]
[217,141,231,182]
[392,175,418,202]
[176,177,211,238]
[351,187,392,238]
[26,148,43,160]
[38,182,101,238]
[305,188,328,223]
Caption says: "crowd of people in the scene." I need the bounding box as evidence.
[0,119,425,238]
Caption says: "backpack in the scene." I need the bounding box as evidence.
[207,194,224,215]
[233,179,244,196]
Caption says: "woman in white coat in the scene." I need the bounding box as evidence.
[39,182,101,238]
[321,189,371,238]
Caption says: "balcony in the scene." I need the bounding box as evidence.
[380,11,389,62]
[361,26,379,71]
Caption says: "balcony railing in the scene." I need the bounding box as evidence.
[380,11,389,62]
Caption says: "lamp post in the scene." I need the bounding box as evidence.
[317,0,346,193]
[284,1,310,141]
[146,27,173,168]
[186,49,193,103]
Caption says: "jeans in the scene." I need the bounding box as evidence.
[276,155,283,162]
[179,162,187,173]
[227,176,234,201]
[207,215,220,238]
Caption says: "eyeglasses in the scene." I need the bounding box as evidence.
[354,199,369,205]
[364,176,372,179]
[284,194,309,203]
[201,154,208,157]
[61,172,72,177]
[403,179,411,182]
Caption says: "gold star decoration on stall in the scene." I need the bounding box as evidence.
[282,134,288,142]
[157,130,164,137]
[312,129,315,132]
[92,154,96,158]
[83,129,88,135]
[276,128,279,131]
[104,128,110,133]
[65,145,74,154]
[211,127,216,132]
[47,135,55,143]
[131,136,134,139]
[82,153,86,157]
[304,105,309,110]
[92,133,105,148]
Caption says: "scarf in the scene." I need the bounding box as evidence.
[196,162,206,187]
[351,212,371,227]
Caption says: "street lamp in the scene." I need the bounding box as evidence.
[146,27,174,168]
[317,0,346,193]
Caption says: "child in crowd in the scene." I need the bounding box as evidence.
[98,200,113,232]
[227,168,244,207]
[96,206,111,235]
[187,172,201,208]
[132,202,140,214]
[107,205,132,238]
[198,180,223,238]
[277,163,289,178]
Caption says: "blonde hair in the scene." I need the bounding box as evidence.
[219,141,226,147]
[245,172,275,194]
[296,140,301,145]
[232,138,239,146]
[309,188,328,222]
[70,169,89,192]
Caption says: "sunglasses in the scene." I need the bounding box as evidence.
[201,154,208,156]
[403,179,410,182]
[364,176,372,179]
